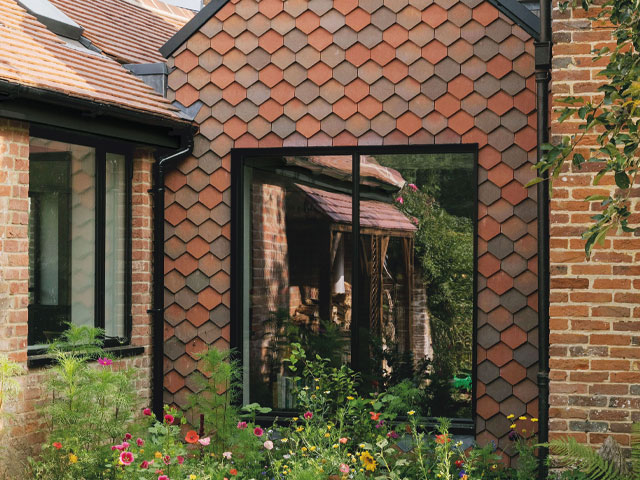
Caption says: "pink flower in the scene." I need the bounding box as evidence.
[339,464,350,474]
[164,414,174,425]
[339,437,348,444]
[409,183,418,191]
[387,431,399,439]
[253,427,264,437]
[198,437,210,446]
[237,421,247,429]
[263,440,273,450]
[97,357,112,366]
[163,455,171,465]
[143,408,152,416]
[114,444,125,451]
[158,476,169,480]
[124,433,132,440]
[136,438,144,447]
[177,456,184,465]
[223,451,232,460]
[396,196,404,204]
[122,441,130,449]
[303,411,313,420]
[119,451,134,466]
[140,460,150,469]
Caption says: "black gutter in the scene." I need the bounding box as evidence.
[0,79,188,132]
[535,0,552,477]
[149,134,194,420]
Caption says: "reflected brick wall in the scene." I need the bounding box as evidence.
[164,0,539,453]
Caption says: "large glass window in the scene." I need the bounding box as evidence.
[28,136,131,347]
[234,147,476,426]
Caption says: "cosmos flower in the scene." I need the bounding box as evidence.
[97,357,112,366]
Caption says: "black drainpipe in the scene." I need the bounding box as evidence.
[150,133,193,419]
[535,0,552,478]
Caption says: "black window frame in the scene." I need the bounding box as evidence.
[27,125,134,354]
[230,144,479,435]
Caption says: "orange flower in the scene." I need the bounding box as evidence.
[52,442,62,450]
[435,434,450,444]
[185,430,200,444]
[229,468,238,475]
[369,411,381,421]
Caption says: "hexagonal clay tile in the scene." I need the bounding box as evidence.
[422,3,447,27]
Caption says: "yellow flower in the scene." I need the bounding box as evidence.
[296,426,304,432]
[301,447,307,452]
[346,396,354,401]
[359,443,365,449]
[324,433,331,438]
[155,451,162,459]
[281,438,289,442]
[309,446,316,451]
[332,444,339,449]
[68,453,78,464]
[190,475,197,480]
[519,416,527,421]
[531,418,539,422]
[316,386,320,390]
[510,424,516,429]
[139,449,144,454]
[327,425,332,430]
[359,451,377,472]
[507,414,515,419]
[407,410,415,416]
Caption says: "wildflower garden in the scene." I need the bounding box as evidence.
[1,325,636,480]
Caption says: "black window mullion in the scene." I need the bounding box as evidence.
[351,152,360,372]
[95,149,106,331]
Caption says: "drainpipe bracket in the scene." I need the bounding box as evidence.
[534,41,552,70]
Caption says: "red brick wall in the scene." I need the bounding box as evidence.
[549,2,640,449]
[0,120,155,457]
[164,0,539,454]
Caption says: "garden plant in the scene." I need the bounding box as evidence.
[2,326,632,480]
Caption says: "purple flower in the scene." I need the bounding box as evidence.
[97,357,112,366]
[375,420,385,429]
[387,430,399,439]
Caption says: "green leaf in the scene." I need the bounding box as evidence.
[614,171,631,189]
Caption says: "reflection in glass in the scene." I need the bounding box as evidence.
[28,138,95,345]
[105,153,127,338]
[248,156,353,409]
[360,153,474,419]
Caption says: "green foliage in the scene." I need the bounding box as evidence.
[532,0,640,256]
[29,325,137,480]
[0,355,23,415]
[632,422,640,478]
[187,347,241,449]
[544,437,627,480]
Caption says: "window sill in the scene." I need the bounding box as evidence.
[27,345,145,369]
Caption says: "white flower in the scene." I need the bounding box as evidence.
[222,451,232,459]
[263,440,274,450]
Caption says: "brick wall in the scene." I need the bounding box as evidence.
[0,120,155,460]
[550,2,640,449]
[165,0,539,456]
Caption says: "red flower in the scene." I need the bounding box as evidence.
[143,408,152,416]
[185,430,200,444]
[455,460,464,468]
[435,434,450,444]
[303,411,313,420]
[164,414,174,424]
[253,427,264,437]
[369,411,381,421]
[52,442,62,450]
[230,468,238,475]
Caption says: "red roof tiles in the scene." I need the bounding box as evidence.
[50,0,194,64]
[0,0,183,120]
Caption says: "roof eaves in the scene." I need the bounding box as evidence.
[486,0,540,40]
[160,0,230,58]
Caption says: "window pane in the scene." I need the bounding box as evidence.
[28,138,95,345]
[358,152,475,419]
[105,153,127,338]
[247,156,353,409]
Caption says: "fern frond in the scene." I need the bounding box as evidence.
[543,437,625,480]
[632,422,639,478]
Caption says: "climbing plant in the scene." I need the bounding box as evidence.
[531,0,640,256]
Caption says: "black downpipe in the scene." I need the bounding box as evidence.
[535,0,552,478]
[150,136,193,420]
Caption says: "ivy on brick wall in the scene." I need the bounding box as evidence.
[532,0,640,256]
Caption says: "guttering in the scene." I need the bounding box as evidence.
[535,0,552,478]
[149,133,194,419]
[0,79,188,132]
